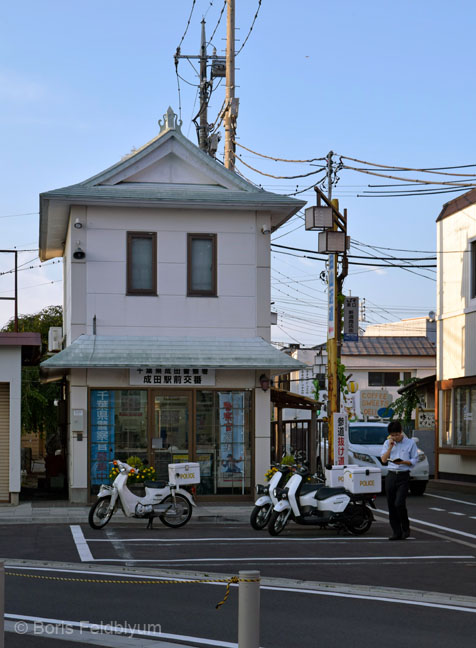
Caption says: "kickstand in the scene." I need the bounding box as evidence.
[146,515,154,530]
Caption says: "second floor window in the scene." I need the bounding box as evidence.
[368,371,400,387]
[127,232,157,295]
[188,233,217,296]
[471,240,476,300]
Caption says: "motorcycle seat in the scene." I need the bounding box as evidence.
[300,483,325,495]
[314,486,347,500]
[144,480,168,489]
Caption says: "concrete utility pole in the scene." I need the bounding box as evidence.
[0,250,18,331]
[326,152,339,463]
[224,0,237,169]
[198,19,209,151]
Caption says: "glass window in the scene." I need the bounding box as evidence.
[368,372,400,387]
[454,386,476,447]
[195,390,251,495]
[90,389,148,494]
[471,240,476,299]
[188,234,217,296]
[127,232,157,295]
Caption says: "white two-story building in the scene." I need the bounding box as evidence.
[436,190,476,482]
[39,108,305,502]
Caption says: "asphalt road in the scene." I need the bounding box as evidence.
[2,484,476,647]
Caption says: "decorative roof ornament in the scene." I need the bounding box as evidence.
[159,107,183,135]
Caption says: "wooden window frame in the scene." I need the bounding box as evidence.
[471,239,476,300]
[187,233,217,297]
[126,231,157,296]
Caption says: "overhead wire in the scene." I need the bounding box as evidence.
[235,0,263,56]
[338,154,476,178]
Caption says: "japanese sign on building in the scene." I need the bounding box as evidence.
[328,255,335,339]
[344,296,359,342]
[333,412,349,465]
[130,368,215,386]
[90,390,115,485]
[360,389,392,417]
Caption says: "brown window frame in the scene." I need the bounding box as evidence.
[187,233,217,297]
[126,231,157,296]
[471,239,476,300]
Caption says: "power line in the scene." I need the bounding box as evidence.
[235,141,326,164]
[208,0,227,45]
[176,0,197,50]
[236,0,263,56]
[339,154,476,178]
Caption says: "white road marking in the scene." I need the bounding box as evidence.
[70,525,94,562]
[375,508,476,540]
[4,614,236,647]
[449,512,466,516]
[87,555,473,563]
[84,536,384,543]
[429,507,446,512]
[425,493,476,507]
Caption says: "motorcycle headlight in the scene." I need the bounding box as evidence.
[256,484,269,495]
[353,452,375,464]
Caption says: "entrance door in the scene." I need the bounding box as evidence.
[152,391,192,481]
[0,383,10,502]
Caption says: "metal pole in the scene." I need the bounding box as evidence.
[0,561,4,647]
[238,570,260,648]
[224,0,235,169]
[14,250,18,332]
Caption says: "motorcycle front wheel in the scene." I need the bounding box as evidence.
[268,509,290,536]
[88,496,114,529]
[159,494,193,528]
[250,504,272,530]
[345,504,372,535]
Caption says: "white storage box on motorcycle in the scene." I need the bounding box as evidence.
[168,463,200,486]
[325,464,360,487]
[343,466,381,494]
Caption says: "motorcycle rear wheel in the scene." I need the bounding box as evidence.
[345,504,372,535]
[88,496,114,530]
[159,494,193,528]
[268,509,290,536]
[250,504,272,530]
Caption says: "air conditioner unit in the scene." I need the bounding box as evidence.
[48,327,63,352]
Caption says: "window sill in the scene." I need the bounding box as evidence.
[126,293,158,297]
[439,447,476,456]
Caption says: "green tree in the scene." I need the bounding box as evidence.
[2,305,63,436]
[390,377,422,432]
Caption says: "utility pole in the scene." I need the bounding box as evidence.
[326,152,339,463]
[198,20,209,151]
[224,0,238,170]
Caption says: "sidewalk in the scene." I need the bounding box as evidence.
[0,499,252,525]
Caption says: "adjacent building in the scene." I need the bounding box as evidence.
[436,190,476,482]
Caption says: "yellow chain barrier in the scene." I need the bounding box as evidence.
[5,571,259,610]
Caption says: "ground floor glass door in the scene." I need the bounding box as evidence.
[152,392,191,481]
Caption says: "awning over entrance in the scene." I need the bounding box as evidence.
[271,387,321,410]
[41,335,306,372]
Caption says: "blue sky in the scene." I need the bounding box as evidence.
[1,0,475,343]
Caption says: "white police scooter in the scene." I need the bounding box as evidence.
[268,465,375,536]
[250,463,294,530]
[88,459,196,530]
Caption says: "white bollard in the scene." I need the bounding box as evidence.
[0,561,4,648]
[238,570,260,648]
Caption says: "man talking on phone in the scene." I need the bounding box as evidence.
[380,420,418,540]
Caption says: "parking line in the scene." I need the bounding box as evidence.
[70,525,94,562]
[375,508,476,540]
[89,555,473,563]
[425,493,476,507]
[84,536,385,543]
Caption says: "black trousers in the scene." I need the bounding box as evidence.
[385,471,410,536]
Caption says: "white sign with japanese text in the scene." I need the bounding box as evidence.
[130,368,215,387]
[333,412,349,466]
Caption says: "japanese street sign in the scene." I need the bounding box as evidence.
[344,296,359,342]
[333,411,349,465]
[130,368,216,386]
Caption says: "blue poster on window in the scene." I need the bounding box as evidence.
[90,390,115,485]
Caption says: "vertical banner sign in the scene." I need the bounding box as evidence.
[90,390,115,485]
[219,392,245,486]
[344,297,359,342]
[328,255,335,339]
[333,412,349,465]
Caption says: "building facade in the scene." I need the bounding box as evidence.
[40,108,305,502]
[436,191,476,482]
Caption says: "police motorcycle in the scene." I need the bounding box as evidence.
[268,465,375,536]
[88,459,196,530]
[250,463,295,530]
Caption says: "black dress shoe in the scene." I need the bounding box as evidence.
[388,534,402,541]
[401,530,410,539]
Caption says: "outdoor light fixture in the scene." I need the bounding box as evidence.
[261,225,271,234]
[259,374,270,392]
[74,218,83,229]
[73,246,86,260]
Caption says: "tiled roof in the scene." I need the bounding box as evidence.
[41,335,307,371]
[342,336,436,357]
[437,187,476,222]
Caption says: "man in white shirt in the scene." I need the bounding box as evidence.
[380,420,418,540]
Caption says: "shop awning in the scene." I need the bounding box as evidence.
[40,335,306,372]
[271,387,321,410]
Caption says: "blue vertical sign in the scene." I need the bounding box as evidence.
[328,254,335,339]
[90,390,115,485]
